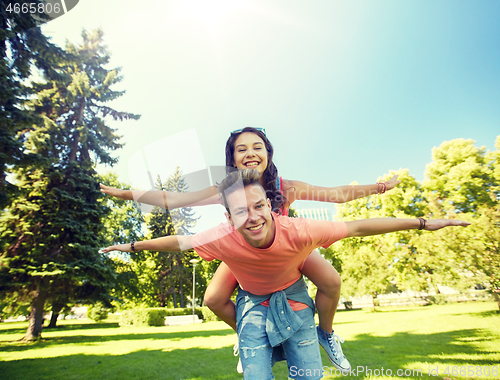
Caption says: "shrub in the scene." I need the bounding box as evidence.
[88,302,108,322]
[119,307,209,326]
[200,306,219,322]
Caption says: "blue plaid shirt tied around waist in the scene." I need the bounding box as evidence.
[235,276,315,348]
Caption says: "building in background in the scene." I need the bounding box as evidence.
[295,208,333,221]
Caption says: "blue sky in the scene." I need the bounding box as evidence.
[42,0,500,231]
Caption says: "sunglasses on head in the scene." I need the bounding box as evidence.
[230,127,266,136]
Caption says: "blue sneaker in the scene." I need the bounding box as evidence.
[317,326,351,374]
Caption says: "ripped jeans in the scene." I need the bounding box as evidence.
[236,302,323,380]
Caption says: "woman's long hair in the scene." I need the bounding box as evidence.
[225,127,286,214]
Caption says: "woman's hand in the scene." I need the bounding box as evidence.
[384,175,401,191]
[101,243,133,253]
[100,184,131,200]
[423,219,471,231]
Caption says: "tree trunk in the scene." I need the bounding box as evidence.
[23,283,48,342]
[172,288,177,308]
[159,291,166,307]
[493,289,500,312]
[48,311,59,328]
[179,277,185,308]
[371,293,380,312]
[48,301,64,328]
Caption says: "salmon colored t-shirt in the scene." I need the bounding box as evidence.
[192,212,348,298]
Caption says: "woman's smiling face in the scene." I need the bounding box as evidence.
[232,132,269,174]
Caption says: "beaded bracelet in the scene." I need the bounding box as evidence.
[131,241,136,252]
[377,182,387,194]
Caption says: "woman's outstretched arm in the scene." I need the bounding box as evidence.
[284,175,401,204]
[100,184,221,210]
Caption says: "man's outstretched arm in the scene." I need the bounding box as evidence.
[345,218,470,238]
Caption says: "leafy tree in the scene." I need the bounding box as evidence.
[0,29,139,340]
[323,137,500,303]
[487,135,500,203]
[423,138,498,213]
[98,172,144,309]
[328,170,425,296]
[418,137,500,309]
[468,206,500,310]
[100,172,144,247]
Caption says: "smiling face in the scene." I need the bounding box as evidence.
[226,183,275,249]
[232,132,269,175]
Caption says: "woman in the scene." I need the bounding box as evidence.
[100,127,400,372]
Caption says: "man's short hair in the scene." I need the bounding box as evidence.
[218,169,264,213]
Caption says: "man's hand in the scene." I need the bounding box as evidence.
[346,217,471,238]
[423,219,471,231]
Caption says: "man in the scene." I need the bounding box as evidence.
[102,169,470,380]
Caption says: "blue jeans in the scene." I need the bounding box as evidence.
[237,303,323,380]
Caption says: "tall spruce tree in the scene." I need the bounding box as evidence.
[140,168,198,308]
[0,1,63,208]
[0,29,139,340]
[143,175,177,307]
[166,167,198,307]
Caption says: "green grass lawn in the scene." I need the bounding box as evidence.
[1,302,499,379]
